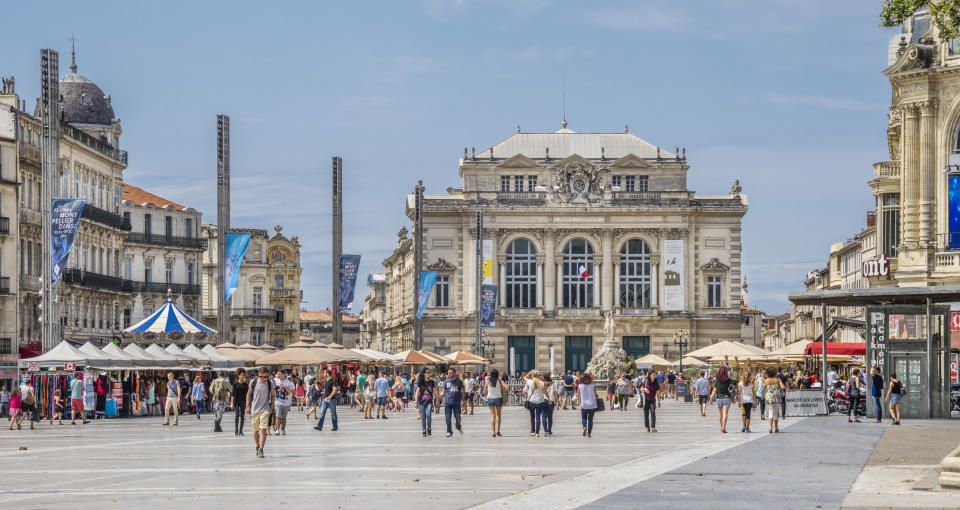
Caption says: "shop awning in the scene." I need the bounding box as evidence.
[804,342,865,356]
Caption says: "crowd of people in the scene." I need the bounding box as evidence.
[2,362,906,458]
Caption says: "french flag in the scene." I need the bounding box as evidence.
[578,263,591,279]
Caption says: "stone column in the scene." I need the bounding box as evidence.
[556,261,563,310]
[499,261,506,308]
[613,257,621,309]
[902,103,920,247]
[919,100,937,246]
[593,260,601,309]
[544,229,556,313]
[601,230,614,312]
[651,254,659,308]
[536,258,544,308]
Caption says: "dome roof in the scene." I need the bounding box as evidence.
[59,64,115,126]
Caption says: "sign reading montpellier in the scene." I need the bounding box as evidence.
[862,254,890,277]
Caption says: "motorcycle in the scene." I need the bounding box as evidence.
[827,385,866,415]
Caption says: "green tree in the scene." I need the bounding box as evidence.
[881,0,960,39]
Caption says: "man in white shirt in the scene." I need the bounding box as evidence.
[463,373,476,415]
[273,371,295,436]
[826,367,839,388]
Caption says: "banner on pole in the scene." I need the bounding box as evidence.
[338,255,361,312]
[480,284,498,329]
[482,239,494,283]
[416,271,438,319]
[51,199,86,284]
[224,233,252,300]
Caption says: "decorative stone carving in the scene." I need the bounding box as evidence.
[549,160,609,205]
[700,258,730,272]
[396,226,408,241]
[426,258,457,273]
[730,179,742,196]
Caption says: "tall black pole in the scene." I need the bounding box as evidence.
[476,211,483,358]
[40,49,60,351]
[413,181,424,350]
[216,115,230,345]
[332,157,343,345]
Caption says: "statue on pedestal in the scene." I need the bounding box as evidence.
[585,311,634,381]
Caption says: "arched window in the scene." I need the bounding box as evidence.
[505,239,537,308]
[562,238,594,308]
[619,239,652,308]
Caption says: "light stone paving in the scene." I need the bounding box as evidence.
[0,399,789,509]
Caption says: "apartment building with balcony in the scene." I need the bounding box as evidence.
[120,183,203,329]
[1,55,131,352]
[0,90,18,379]
[201,225,302,347]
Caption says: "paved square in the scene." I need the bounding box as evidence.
[0,399,922,509]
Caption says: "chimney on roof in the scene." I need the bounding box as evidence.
[866,210,876,227]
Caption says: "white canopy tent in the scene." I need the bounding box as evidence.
[18,340,89,370]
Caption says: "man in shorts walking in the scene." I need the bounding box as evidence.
[694,372,712,417]
[666,371,677,400]
[562,371,576,410]
[162,372,181,426]
[247,367,275,458]
[463,372,476,415]
[373,371,391,419]
[273,371,295,435]
[69,372,89,425]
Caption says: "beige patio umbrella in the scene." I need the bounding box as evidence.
[685,340,767,360]
[444,351,492,365]
[230,344,271,361]
[635,353,672,367]
[767,341,812,358]
[672,356,707,367]
[395,349,447,365]
[258,345,343,365]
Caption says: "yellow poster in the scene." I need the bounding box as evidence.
[482,240,493,283]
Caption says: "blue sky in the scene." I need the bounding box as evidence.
[1,1,897,314]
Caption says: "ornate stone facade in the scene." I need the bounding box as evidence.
[380,126,748,374]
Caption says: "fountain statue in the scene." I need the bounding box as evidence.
[585,311,635,380]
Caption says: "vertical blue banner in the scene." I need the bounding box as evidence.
[950,175,960,250]
[224,233,252,300]
[338,255,361,312]
[416,271,438,319]
[480,284,498,329]
[51,199,86,284]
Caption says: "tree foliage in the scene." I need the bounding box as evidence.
[881,0,960,39]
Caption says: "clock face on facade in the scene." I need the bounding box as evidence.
[573,180,586,192]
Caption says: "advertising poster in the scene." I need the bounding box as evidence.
[663,239,685,311]
[482,239,494,284]
[950,175,960,250]
[480,284,498,329]
[224,233,252,300]
[51,199,86,284]
[338,255,361,312]
[416,271,438,319]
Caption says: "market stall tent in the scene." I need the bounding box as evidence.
[77,342,128,369]
[101,342,154,368]
[200,345,244,368]
[18,340,89,369]
[124,343,171,369]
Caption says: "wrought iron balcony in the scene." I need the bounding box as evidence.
[81,203,131,231]
[62,123,128,164]
[0,216,8,234]
[125,232,206,250]
[0,276,9,295]
[270,288,298,299]
[61,268,124,292]
[202,308,275,320]
[124,280,201,295]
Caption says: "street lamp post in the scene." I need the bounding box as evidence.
[673,329,689,373]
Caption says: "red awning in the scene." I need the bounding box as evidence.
[804,342,865,356]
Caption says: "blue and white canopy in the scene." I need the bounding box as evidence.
[124,297,216,335]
